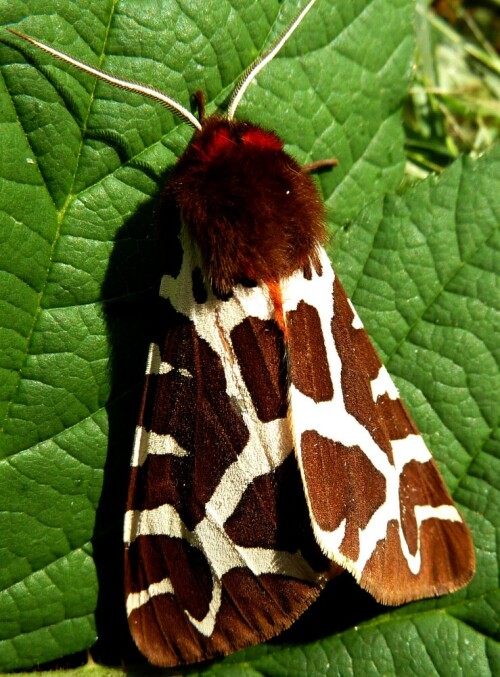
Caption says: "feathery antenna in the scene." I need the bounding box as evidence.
[8,0,319,129]
[7,28,202,131]
[227,0,318,120]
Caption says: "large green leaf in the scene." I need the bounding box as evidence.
[0,0,497,673]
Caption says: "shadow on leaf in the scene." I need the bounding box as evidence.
[91,184,168,666]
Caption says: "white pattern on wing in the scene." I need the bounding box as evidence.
[126,577,175,614]
[131,427,190,467]
[371,366,400,401]
[347,299,363,329]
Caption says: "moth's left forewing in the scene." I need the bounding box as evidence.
[284,249,475,605]
[124,235,341,666]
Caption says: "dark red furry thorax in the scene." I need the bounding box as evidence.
[160,116,327,294]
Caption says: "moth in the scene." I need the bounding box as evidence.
[9,0,475,667]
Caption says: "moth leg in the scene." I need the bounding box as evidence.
[302,158,338,174]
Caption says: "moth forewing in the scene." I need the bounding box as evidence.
[283,253,475,605]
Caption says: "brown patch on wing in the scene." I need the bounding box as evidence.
[361,518,475,606]
[126,536,212,621]
[331,277,394,462]
[375,395,419,441]
[224,452,332,573]
[128,455,206,531]
[231,316,288,422]
[287,300,334,402]
[301,430,386,560]
[219,570,322,647]
[399,459,454,557]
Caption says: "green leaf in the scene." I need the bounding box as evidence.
[0,0,497,674]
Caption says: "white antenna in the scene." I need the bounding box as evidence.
[7,28,202,131]
[8,0,319,130]
[227,0,318,120]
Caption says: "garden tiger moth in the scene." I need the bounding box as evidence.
[8,0,475,667]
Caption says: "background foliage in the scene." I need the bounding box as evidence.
[0,0,498,674]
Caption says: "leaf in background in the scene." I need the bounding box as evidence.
[0,0,496,673]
